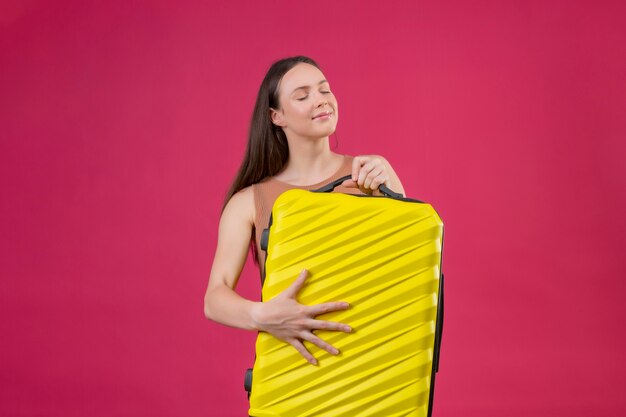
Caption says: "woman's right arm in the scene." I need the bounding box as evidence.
[203,186,261,329]
[203,186,352,365]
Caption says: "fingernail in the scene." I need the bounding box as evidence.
[310,359,317,365]
[332,348,339,355]
[344,326,352,332]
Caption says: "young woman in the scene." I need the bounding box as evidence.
[203,56,406,366]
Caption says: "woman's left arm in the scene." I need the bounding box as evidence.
[342,154,406,196]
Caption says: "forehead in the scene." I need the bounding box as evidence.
[279,63,327,95]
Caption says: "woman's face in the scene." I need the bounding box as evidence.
[271,63,338,140]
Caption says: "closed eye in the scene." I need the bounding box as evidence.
[297,91,331,101]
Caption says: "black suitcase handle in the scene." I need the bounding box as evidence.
[312,174,404,199]
[260,174,412,253]
[244,368,253,399]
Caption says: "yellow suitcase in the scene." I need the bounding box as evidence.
[246,175,445,417]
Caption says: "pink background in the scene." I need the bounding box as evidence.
[1,1,625,416]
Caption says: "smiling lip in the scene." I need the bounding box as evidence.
[313,111,332,119]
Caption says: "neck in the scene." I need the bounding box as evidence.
[279,135,343,185]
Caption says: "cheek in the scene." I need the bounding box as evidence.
[294,105,312,121]
[283,103,307,121]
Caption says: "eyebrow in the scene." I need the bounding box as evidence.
[291,79,329,94]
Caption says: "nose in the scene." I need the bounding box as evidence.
[317,94,329,108]
[312,89,328,106]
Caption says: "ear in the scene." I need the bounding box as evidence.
[270,107,286,127]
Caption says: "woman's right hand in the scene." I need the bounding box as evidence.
[251,269,352,365]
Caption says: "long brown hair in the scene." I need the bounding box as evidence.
[222,55,322,267]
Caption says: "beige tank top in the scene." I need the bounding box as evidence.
[252,154,366,278]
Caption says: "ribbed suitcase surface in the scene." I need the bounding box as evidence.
[249,182,444,417]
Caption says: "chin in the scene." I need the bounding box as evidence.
[320,124,338,137]
[297,124,338,139]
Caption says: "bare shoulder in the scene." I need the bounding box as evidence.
[222,185,255,227]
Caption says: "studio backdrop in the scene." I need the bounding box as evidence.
[1,1,625,416]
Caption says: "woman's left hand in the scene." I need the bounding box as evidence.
[341,155,400,196]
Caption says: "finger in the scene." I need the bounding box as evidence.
[352,156,371,181]
[371,176,390,196]
[357,159,380,187]
[307,319,352,333]
[368,176,386,191]
[358,158,383,183]
[341,179,357,188]
[307,301,350,316]
[289,338,318,365]
[300,331,340,355]
[364,166,384,189]
[281,269,309,299]
[356,165,369,186]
